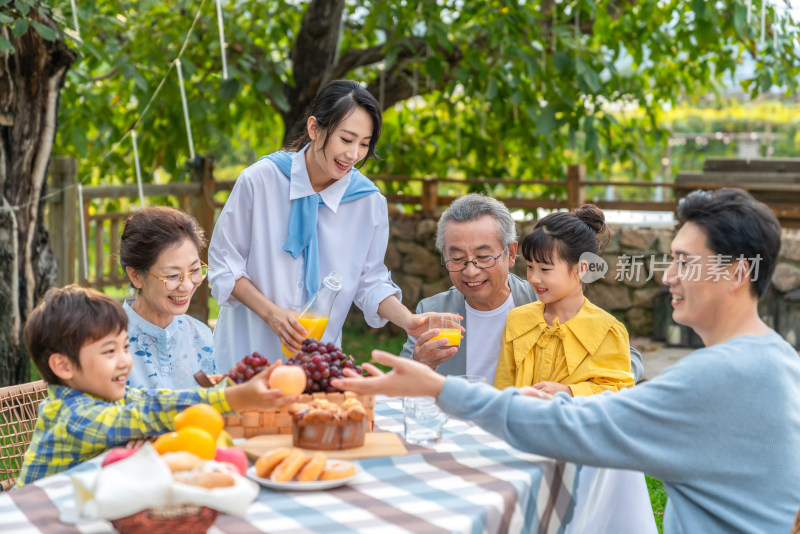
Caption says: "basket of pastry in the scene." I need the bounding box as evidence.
[111,504,219,534]
[71,444,258,534]
[109,451,248,534]
[199,340,375,439]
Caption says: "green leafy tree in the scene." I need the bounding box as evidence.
[52,1,799,182]
[1,0,798,385]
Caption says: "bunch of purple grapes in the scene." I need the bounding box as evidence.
[225,352,271,384]
[286,338,364,393]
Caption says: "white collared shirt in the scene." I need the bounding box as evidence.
[208,147,400,371]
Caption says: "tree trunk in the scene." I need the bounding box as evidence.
[281,0,461,146]
[282,0,346,145]
[0,17,76,386]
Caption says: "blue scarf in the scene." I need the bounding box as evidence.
[260,150,379,296]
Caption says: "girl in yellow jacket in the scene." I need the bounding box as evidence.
[493,204,634,396]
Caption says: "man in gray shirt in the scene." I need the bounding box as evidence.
[400,194,643,383]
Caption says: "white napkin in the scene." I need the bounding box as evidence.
[171,460,258,517]
[71,443,258,520]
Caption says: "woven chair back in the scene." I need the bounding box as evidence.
[0,380,47,491]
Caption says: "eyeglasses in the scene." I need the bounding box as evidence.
[147,261,209,290]
[442,251,506,272]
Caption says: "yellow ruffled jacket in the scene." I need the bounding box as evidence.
[493,298,634,396]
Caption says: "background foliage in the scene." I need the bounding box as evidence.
[3,0,797,192]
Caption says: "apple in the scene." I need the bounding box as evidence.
[268,365,306,396]
[214,446,248,476]
[102,447,138,467]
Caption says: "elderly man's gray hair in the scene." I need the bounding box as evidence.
[435,193,517,253]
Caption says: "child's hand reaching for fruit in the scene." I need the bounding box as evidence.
[223,339,366,398]
[225,361,299,412]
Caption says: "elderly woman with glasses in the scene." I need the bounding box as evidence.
[120,206,217,390]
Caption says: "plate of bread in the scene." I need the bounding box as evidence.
[247,447,359,491]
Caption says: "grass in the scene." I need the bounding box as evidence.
[342,322,406,370]
[647,475,668,532]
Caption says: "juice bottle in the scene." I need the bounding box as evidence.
[297,314,329,342]
[280,272,342,357]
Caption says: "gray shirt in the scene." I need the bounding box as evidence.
[401,273,645,381]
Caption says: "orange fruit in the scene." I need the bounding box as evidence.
[172,426,216,459]
[153,431,179,454]
[174,404,223,441]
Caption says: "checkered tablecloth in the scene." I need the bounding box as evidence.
[0,396,581,534]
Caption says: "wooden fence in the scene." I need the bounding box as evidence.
[44,155,800,323]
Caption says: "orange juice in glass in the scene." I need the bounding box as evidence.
[431,327,461,347]
[428,314,462,349]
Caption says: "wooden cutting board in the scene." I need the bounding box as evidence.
[237,432,407,461]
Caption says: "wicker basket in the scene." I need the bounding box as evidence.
[205,375,374,439]
[110,505,218,534]
[0,380,48,491]
[226,391,375,439]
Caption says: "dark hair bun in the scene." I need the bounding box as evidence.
[574,204,606,234]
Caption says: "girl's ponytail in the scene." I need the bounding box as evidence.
[574,204,606,235]
[521,203,610,266]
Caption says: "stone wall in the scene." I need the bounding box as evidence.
[378,210,800,348]
[771,231,800,348]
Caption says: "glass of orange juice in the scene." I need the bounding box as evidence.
[428,313,462,350]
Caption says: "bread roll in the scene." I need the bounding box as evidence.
[295,452,327,482]
[319,461,356,481]
[173,470,235,489]
[255,447,292,478]
[162,451,204,472]
[270,449,307,483]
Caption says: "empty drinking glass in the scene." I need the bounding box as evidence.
[403,396,447,445]
[456,375,488,384]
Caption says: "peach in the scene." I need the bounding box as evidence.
[102,447,138,467]
[268,365,307,395]
[214,446,248,476]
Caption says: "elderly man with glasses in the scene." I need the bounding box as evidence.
[400,193,644,384]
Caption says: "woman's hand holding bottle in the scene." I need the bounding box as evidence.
[264,304,307,355]
[279,272,342,357]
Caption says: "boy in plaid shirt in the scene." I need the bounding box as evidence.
[15,285,294,487]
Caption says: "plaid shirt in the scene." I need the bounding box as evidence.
[15,381,232,488]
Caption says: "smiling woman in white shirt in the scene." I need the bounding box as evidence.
[120,206,217,390]
[208,80,427,379]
